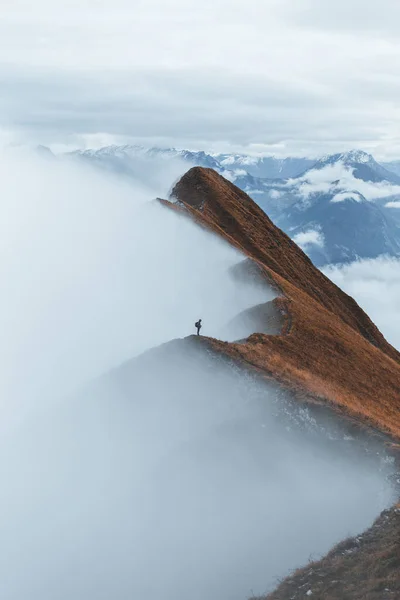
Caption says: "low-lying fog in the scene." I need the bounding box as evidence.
[0,151,396,599]
[0,150,269,423]
[323,257,400,352]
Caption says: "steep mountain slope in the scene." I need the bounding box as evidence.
[307,150,400,184]
[165,167,400,438]
[261,151,400,265]
[259,504,400,600]
[383,159,400,178]
[286,190,400,266]
[9,335,392,600]
[67,144,400,265]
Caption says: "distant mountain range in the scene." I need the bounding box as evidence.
[261,150,400,265]
[67,145,314,180]
[65,145,400,266]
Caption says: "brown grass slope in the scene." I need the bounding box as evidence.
[166,167,400,438]
[257,505,400,600]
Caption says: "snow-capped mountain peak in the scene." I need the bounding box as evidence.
[338,150,374,164]
[62,143,400,267]
[316,149,375,169]
[298,149,400,188]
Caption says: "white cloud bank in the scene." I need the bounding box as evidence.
[0,152,396,600]
[292,163,400,200]
[0,149,270,424]
[293,229,325,248]
[0,339,395,600]
[331,191,362,203]
[323,256,400,351]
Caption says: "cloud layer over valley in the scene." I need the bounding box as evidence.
[323,256,400,352]
[0,153,396,599]
[0,149,272,422]
[289,162,400,201]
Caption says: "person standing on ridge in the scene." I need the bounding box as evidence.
[195,319,202,336]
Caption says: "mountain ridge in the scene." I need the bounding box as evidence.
[66,143,400,265]
[260,504,400,600]
[163,167,400,439]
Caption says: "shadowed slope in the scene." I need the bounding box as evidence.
[163,167,400,438]
[221,300,284,341]
[259,505,400,600]
[170,168,397,356]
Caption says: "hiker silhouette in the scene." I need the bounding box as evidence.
[195,319,202,336]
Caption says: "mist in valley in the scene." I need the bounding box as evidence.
[323,257,400,352]
[0,150,269,421]
[0,150,397,599]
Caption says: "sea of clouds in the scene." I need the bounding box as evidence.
[0,150,396,600]
[323,256,400,351]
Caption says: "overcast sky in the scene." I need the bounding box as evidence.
[1,0,400,157]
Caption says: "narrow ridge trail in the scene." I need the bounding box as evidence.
[161,167,400,439]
